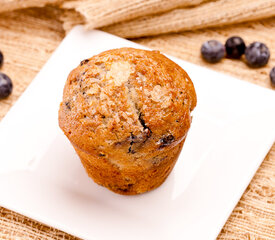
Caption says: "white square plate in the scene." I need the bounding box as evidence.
[0,26,275,240]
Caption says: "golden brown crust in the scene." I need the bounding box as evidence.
[75,141,184,195]
[58,48,196,194]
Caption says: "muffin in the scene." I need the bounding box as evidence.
[58,48,196,195]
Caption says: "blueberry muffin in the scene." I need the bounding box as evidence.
[58,48,196,195]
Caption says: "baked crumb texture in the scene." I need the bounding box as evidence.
[59,48,197,195]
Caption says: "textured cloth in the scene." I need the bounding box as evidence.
[61,0,208,29]
[0,0,61,13]
[102,0,275,38]
[0,1,274,240]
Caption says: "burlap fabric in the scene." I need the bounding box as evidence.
[0,1,274,239]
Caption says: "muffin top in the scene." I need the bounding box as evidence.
[59,48,196,166]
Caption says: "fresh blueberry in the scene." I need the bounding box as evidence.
[0,51,3,68]
[0,72,13,99]
[201,40,225,63]
[270,67,275,87]
[245,42,270,68]
[225,36,246,59]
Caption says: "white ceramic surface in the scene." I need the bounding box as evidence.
[0,26,275,240]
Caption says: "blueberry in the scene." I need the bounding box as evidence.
[0,51,3,68]
[270,67,275,87]
[245,42,270,68]
[225,36,246,59]
[80,59,89,66]
[159,134,174,148]
[201,40,225,63]
[0,72,13,99]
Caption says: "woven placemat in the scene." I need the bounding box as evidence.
[0,4,274,240]
[0,0,61,13]
[61,0,208,29]
[102,0,275,38]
